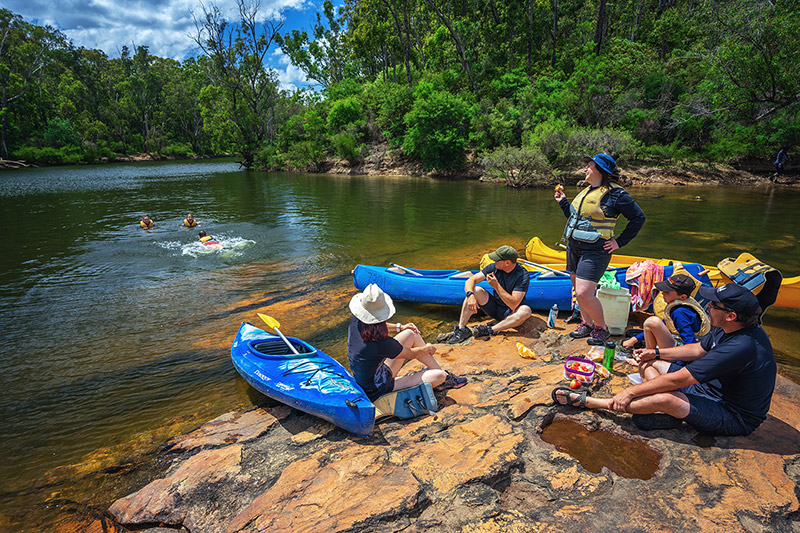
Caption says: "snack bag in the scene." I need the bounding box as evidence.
[516,342,536,359]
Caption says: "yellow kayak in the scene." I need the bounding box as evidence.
[522,237,800,309]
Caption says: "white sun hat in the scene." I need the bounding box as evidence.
[349,283,396,324]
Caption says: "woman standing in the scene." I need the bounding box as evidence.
[554,153,645,345]
[347,284,466,400]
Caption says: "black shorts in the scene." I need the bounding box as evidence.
[566,240,613,283]
[479,297,513,321]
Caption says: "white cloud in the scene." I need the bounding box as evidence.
[5,0,314,61]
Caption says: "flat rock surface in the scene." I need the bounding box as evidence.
[107,316,800,532]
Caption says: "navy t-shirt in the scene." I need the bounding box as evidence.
[686,325,776,430]
[481,262,530,308]
[347,317,403,397]
[635,304,703,345]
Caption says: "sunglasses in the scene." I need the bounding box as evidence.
[707,302,733,312]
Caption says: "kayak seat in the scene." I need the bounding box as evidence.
[251,339,316,357]
[388,267,405,274]
[451,271,472,278]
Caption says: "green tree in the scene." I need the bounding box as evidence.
[403,89,470,171]
[0,9,64,158]
[193,0,283,167]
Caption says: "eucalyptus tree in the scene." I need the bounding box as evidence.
[0,9,64,159]
[193,0,283,167]
[276,0,351,89]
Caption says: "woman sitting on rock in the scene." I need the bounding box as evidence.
[347,284,466,400]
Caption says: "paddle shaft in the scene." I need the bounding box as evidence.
[258,313,300,355]
[519,259,570,277]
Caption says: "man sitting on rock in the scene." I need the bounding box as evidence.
[449,245,532,344]
[553,283,776,436]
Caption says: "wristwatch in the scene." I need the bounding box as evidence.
[465,291,474,298]
[655,347,661,360]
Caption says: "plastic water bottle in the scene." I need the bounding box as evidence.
[603,341,616,371]
[547,304,558,328]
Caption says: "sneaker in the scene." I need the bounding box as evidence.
[434,370,467,392]
[472,324,494,338]
[586,326,611,345]
[569,321,593,339]
[632,413,683,430]
[448,326,472,344]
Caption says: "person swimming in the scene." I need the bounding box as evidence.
[183,213,198,227]
[198,230,221,248]
[140,216,154,229]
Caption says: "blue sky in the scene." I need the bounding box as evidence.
[4,0,329,91]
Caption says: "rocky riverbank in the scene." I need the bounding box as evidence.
[93,313,800,532]
[323,144,797,187]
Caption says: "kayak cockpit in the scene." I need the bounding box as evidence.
[250,338,317,359]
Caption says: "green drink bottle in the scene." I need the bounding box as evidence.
[603,341,616,371]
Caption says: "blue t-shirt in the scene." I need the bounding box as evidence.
[481,262,530,309]
[685,325,776,431]
[635,304,703,346]
[347,317,403,397]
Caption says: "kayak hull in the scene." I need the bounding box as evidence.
[231,322,374,436]
[525,236,800,309]
[353,263,710,311]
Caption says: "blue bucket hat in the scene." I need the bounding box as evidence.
[581,153,618,178]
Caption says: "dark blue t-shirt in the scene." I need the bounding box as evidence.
[686,325,776,431]
[634,304,703,345]
[481,262,530,308]
[347,317,403,397]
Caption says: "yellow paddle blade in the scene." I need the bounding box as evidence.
[257,313,280,330]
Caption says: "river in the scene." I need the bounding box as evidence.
[1,160,798,525]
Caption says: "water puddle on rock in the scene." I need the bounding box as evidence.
[540,418,662,480]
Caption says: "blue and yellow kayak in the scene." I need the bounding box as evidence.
[231,322,375,436]
[352,263,711,311]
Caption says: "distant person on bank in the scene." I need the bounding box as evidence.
[770,145,789,182]
[554,153,645,345]
[621,274,711,363]
[448,245,532,344]
[348,284,466,399]
[553,284,775,436]
[140,215,154,229]
[183,213,198,227]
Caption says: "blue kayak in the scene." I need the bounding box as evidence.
[352,263,711,310]
[231,322,375,436]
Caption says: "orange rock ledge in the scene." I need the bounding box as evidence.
[105,315,800,532]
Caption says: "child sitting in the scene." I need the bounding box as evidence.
[621,274,710,366]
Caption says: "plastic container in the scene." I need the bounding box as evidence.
[564,356,596,384]
[596,286,631,335]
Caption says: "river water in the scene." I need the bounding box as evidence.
[1,160,799,524]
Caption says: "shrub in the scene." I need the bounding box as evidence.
[327,97,363,132]
[403,90,471,171]
[471,98,523,151]
[361,80,414,142]
[283,140,327,171]
[527,118,641,167]
[160,142,195,158]
[255,144,286,170]
[482,146,555,188]
[43,118,78,148]
[332,132,365,165]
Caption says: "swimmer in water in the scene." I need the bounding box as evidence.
[183,213,198,227]
[198,230,222,248]
[140,216,154,229]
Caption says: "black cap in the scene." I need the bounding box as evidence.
[654,274,696,296]
[697,284,760,317]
